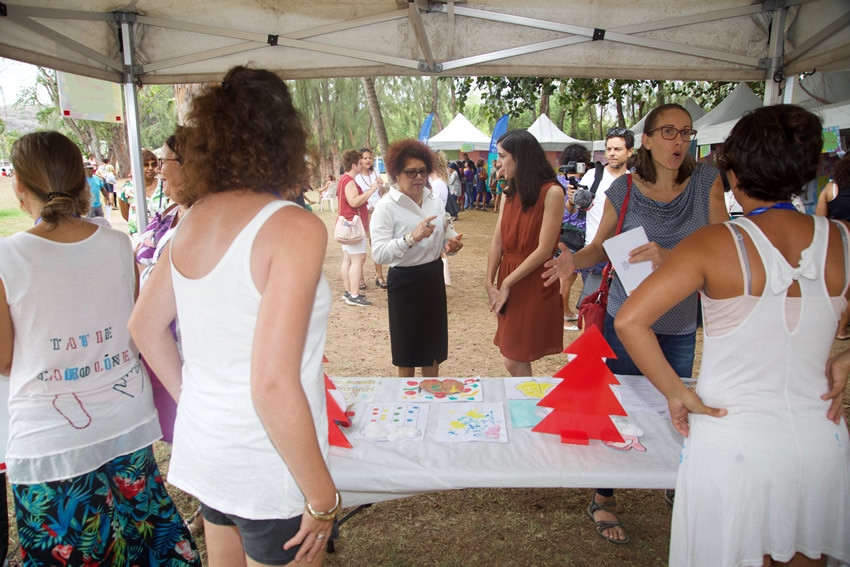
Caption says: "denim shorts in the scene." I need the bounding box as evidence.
[199,501,338,565]
[603,312,696,378]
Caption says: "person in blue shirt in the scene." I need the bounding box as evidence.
[85,163,108,218]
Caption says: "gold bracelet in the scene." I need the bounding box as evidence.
[304,491,342,521]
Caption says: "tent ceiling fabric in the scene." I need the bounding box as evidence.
[1,0,849,84]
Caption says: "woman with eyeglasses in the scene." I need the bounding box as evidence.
[370,139,464,377]
[486,129,566,377]
[544,103,727,545]
[119,148,169,240]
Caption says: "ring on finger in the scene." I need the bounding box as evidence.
[316,533,326,540]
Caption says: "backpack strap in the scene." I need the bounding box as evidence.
[589,162,605,196]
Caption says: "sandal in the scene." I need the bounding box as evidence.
[375,277,387,289]
[664,489,675,508]
[587,496,630,545]
[359,280,367,291]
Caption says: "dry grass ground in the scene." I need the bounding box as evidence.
[0,181,848,565]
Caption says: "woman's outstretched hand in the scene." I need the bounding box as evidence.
[542,243,574,294]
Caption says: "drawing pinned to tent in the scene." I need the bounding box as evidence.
[399,378,481,402]
[330,377,379,405]
[436,403,507,443]
[503,377,561,400]
[351,403,427,442]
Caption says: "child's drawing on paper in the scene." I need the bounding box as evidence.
[399,378,481,402]
[603,416,646,451]
[329,377,379,405]
[351,403,427,441]
[503,377,562,400]
[437,403,507,443]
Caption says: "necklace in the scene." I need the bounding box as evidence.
[746,202,796,217]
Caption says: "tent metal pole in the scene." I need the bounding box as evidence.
[118,14,149,233]
[763,7,787,106]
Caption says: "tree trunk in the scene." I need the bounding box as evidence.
[613,82,627,128]
[361,77,389,158]
[109,123,130,177]
[569,98,577,137]
[312,85,327,183]
[430,77,444,132]
[175,84,205,125]
[450,79,456,116]
[539,86,550,118]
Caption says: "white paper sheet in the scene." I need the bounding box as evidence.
[398,378,482,402]
[436,402,508,443]
[330,377,379,405]
[350,403,427,442]
[612,375,696,414]
[602,226,653,295]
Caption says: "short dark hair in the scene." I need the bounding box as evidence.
[358,147,372,155]
[342,149,361,172]
[181,65,309,203]
[720,104,822,201]
[559,143,590,167]
[165,126,184,162]
[384,139,435,178]
[634,103,694,184]
[497,129,558,211]
[606,128,635,150]
[832,154,850,191]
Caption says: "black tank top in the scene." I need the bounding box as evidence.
[827,184,850,221]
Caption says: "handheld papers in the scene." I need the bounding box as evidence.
[602,226,653,295]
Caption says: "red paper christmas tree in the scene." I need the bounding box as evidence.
[324,368,352,449]
[532,325,627,445]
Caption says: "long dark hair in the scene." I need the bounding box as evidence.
[498,129,558,211]
[634,103,695,184]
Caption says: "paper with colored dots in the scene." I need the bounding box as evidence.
[350,403,427,441]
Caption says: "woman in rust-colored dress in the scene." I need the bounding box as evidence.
[486,130,566,376]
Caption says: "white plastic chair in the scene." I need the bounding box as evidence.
[319,187,336,212]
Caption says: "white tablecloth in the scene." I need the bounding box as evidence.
[329,376,684,507]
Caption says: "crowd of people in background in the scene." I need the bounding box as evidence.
[0,62,847,567]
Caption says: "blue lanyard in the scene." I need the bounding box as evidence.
[746,202,796,217]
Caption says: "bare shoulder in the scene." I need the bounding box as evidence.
[260,203,327,249]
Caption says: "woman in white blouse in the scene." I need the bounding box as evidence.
[370,139,464,377]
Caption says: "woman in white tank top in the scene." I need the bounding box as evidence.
[130,66,339,566]
[616,105,850,566]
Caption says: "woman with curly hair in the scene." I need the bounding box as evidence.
[487,129,566,377]
[370,139,463,377]
[130,66,339,565]
[616,104,849,567]
[0,131,199,565]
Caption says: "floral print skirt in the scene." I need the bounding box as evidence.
[12,445,200,566]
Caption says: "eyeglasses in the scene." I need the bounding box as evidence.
[143,161,158,168]
[606,127,631,138]
[158,158,181,167]
[401,168,428,179]
[647,126,697,142]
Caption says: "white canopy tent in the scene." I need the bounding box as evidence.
[697,98,850,145]
[1,0,849,229]
[692,82,764,130]
[527,114,592,151]
[426,113,491,151]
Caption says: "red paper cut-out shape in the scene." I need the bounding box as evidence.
[325,374,352,448]
[533,325,627,445]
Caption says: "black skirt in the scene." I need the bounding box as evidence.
[387,258,448,367]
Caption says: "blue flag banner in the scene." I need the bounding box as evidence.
[488,114,510,175]
[419,113,434,143]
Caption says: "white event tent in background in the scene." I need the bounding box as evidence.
[527,114,592,151]
[427,113,491,152]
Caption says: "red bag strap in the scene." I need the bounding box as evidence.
[597,173,633,295]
